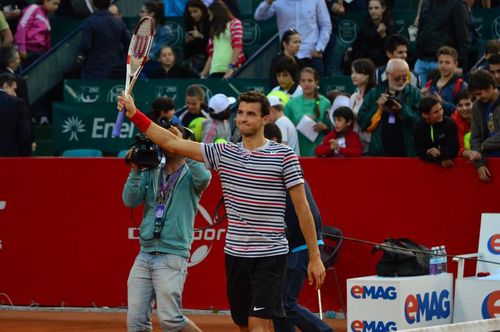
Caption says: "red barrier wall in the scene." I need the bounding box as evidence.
[0,157,498,311]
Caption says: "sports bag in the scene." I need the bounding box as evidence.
[372,238,431,277]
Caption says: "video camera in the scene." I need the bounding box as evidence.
[124,116,195,169]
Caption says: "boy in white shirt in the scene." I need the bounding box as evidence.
[268,95,300,155]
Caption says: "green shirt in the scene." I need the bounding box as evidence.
[284,94,331,156]
[0,12,8,45]
[210,23,232,74]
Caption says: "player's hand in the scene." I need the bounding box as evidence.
[117,93,137,119]
[477,166,491,182]
[307,255,326,289]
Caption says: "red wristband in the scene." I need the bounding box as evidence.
[130,110,152,133]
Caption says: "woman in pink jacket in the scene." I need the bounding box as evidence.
[15,0,60,66]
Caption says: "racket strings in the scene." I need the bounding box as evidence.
[128,20,153,73]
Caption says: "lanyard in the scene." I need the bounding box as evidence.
[157,165,184,205]
[430,125,434,143]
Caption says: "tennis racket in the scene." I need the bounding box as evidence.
[112,16,155,138]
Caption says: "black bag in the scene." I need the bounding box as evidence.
[372,238,431,277]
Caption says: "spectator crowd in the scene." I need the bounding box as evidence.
[0,0,499,182]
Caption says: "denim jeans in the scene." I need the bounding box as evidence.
[273,250,334,332]
[127,251,188,332]
[414,59,438,86]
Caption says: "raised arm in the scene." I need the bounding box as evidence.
[288,183,326,289]
[117,94,204,162]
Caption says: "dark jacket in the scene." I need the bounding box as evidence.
[416,0,471,70]
[471,96,500,167]
[78,9,130,79]
[351,17,394,67]
[0,90,32,156]
[284,181,323,251]
[0,68,29,107]
[413,117,459,163]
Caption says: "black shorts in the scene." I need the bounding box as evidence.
[225,253,287,327]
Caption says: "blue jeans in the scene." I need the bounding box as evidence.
[414,59,438,86]
[127,251,188,332]
[273,250,334,332]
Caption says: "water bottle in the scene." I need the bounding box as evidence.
[429,247,438,275]
[440,245,447,273]
[436,246,443,274]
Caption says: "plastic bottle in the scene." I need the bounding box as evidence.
[436,246,443,274]
[429,247,438,275]
[440,245,447,273]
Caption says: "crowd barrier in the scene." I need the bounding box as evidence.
[0,157,498,310]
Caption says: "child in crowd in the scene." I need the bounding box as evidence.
[422,46,468,117]
[413,96,459,168]
[175,84,208,132]
[201,93,235,143]
[146,45,198,79]
[148,96,180,125]
[315,106,362,157]
[269,29,302,88]
[267,95,300,155]
[450,90,474,159]
[270,57,303,99]
[285,67,331,156]
[15,0,60,66]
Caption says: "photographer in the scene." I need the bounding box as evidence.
[122,119,211,332]
[358,58,422,156]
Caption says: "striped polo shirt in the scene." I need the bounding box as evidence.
[201,140,304,258]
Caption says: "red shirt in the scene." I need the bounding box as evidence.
[314,128,362,157]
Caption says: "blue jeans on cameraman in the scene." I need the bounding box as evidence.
[127,251,188,332]
[273,249,334,332]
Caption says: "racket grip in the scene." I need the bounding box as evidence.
[112,109,126,138]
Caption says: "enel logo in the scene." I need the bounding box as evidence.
[482,290,500,319]
[404,290,450,324]
[351,320,397,332]
[487,234,500,255]
[350,285,397,300]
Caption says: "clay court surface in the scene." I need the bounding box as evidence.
[0,309,347,331]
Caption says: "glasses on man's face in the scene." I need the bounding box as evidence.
[392,74,406,82]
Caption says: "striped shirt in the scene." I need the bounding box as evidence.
[201,140,304,257]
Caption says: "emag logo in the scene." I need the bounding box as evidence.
[404,290,450,324]
[487,234,500,254]
[351,285,397,300]
[482,290,500,319]
[351,320,397,332]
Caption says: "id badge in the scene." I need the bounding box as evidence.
[155,204,165,219]
[388,113,396,124]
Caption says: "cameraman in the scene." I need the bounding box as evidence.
[122,122,211,332]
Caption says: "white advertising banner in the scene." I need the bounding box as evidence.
[453,275,500,323]
[347,274,453,331]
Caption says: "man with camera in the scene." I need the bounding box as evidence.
[122,118,211,332]
[358,58,422,156]
[117,91,325,332]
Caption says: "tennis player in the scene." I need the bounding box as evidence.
[117,91,325,332]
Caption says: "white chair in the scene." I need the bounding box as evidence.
[453,213,500,323]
